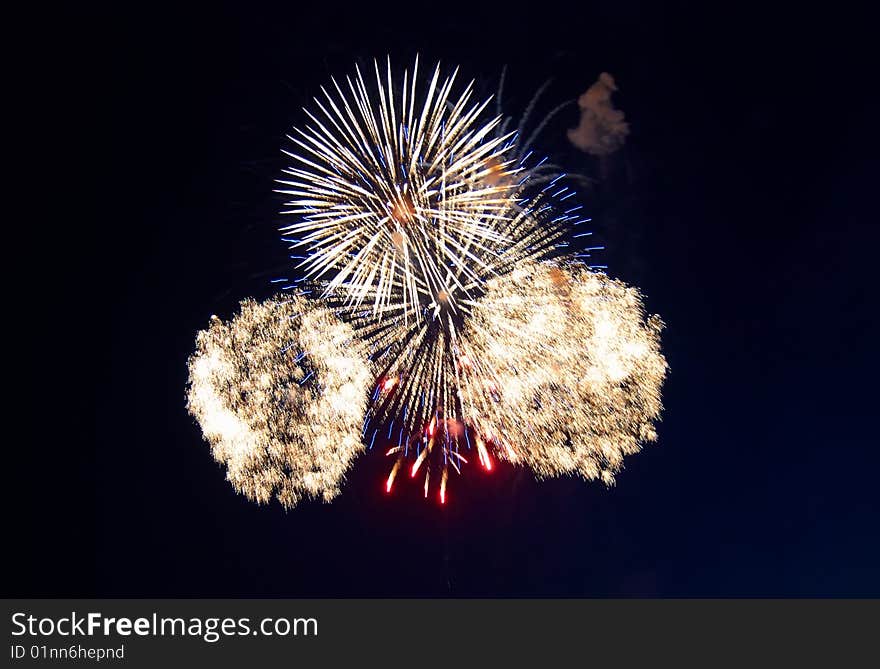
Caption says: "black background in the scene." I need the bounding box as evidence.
[13,2,878,596]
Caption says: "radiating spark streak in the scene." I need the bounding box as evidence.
[476,439,492,471]
[387,457,402,492]
[411,441,430,477]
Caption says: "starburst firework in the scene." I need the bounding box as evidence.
[277,58,565,321]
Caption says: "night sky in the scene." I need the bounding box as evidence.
[15,3,878,597]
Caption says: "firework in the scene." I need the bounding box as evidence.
[187,59,667,508]
[462,261,667,483]
[307,284,500,501]
[276,57,564,323]
[275,59,579,498]
[186,296,373,508]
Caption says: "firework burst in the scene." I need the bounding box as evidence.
[186,296,373,508]
[277,56,536,321]
[188,58,667,508]
[463,261,668,482]
[275,59,584,497]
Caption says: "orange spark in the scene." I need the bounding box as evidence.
[482,156,507,186]
[477,439,492,471]
[411,440,431,477]
[391,230,406,252]
[390,195,415,225]
[386,459,401,493]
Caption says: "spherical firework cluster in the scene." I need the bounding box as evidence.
[186,296,372,508]
[463,262,667,483]
[186,59,667,508]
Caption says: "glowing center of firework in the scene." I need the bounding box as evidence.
[389,195,415,227]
